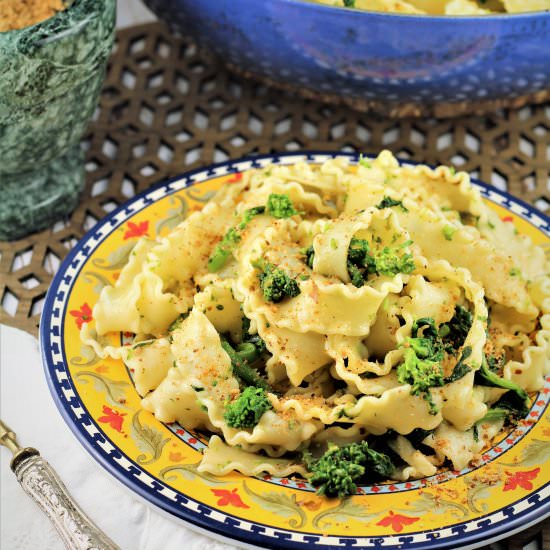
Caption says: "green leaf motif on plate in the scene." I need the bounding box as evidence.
[500,439,550,468]
[74,371,129,408]
[70,345,100,368]
[159,462,226,486]
[131,410,170,465]
[402,492,469,518]
[185,187,217,203]
[312,499,376,528]
[155,195,188,235]
[242,481,306,528]
[92,241,136,270]
[464,476,501,514]
[82,271,112,294]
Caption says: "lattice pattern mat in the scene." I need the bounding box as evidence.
[0,21,548,549]
[1,21,549,335]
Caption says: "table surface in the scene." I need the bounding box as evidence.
[0,2,546,550]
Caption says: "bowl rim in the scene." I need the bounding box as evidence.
[277,0,550,20]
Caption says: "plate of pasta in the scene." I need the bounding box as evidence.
[41,151,550,549]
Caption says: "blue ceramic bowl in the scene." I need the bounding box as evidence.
[143,0,550,111]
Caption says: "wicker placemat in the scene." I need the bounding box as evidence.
[0,20,548,548]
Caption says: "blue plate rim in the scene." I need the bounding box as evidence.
[40,151,550,550]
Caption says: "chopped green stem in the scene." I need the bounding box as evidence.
[220,338,271,391]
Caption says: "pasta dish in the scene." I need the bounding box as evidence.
[312,0,549,15]
[83,152,549,497]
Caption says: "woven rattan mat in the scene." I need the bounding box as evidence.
[0,21,549,548]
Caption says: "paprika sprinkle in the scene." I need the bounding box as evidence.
[0,0,69,32]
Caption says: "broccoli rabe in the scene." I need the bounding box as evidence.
[208,196,300,272]
[346,238,376,288]
[221,338,271,390]
[439,304,472,352]
[443,346,472,383]
[374,245,415,277]
[302,245,315,269]
[234,315,267,364]
[208,227,242,272]
[302,237,414,287]
[241,315,267,355]
[224,387,273,429]
[208,206,266,272]
[478,383,529,424]
[397,318,445,414]
[397,308,475,413]
[266,193,300,219]
[306,441,394,498]
[376,196,408,212]
[474,355,530,418]
[358,153,371,167]
[167,311,189,332]
[347,238,414,286]
[256,261,301,303]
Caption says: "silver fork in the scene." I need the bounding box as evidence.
[0,418,120,550]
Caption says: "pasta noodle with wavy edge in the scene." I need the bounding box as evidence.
[82,151,550,483]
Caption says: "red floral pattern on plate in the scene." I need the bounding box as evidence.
[69,303,93,330]
[124,221,149,240]
[97,405,126,432]
[376,511,420,532]
[503,468,540,492]
[211,488,249,509]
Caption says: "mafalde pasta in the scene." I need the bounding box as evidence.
[311,0,549,15]
[82,151,550,498]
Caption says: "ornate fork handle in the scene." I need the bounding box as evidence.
[12,448,120,550]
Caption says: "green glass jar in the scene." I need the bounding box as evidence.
[0,0,116,240]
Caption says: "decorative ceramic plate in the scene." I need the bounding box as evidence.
[41,153,550,550]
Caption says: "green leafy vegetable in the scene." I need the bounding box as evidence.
[303,236,415,288]
[474,356,530,418]
[374,245,415,277]
[266,193,299,219]
[224,387,272,428]
[306,441,394,498]
[208,227,243,272]
[257,261,301,303]
[167,312,189,332]
[346,238,376,287]
[241,206,266,224]
[397,318,445,415]
[220,338,271,391]
[442,225,456,241]
[208,206,267,272]
[302,245,315,269]
[439,305,473,353]
[132,340,154,349]
[358,154,371,168]
[376,196,408,212]
[443,346,472,383]
[208,195,301,272]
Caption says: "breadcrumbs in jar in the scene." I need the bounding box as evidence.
[0,0,69,32]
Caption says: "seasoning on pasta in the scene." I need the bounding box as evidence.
[81,151,550,497]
